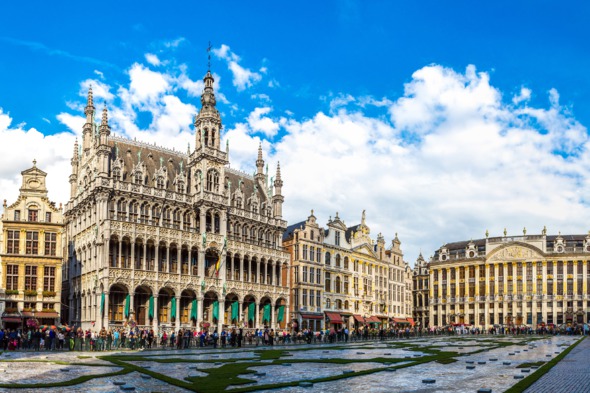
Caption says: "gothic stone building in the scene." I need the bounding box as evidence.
[63,70,290,332]
[283,210,413,331]
[412,253,429,328]
[429,230,590,329]
[0,162,64,329]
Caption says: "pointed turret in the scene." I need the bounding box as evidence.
[69,138,79,199]
[272,161,284,219]
[96,105,111,176]
[194,70,223,151]
[255,142,265,177]
[82,87,95,155]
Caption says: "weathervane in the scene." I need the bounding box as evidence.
[207,41,212,70]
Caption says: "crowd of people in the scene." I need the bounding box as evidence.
[0,323,587,352]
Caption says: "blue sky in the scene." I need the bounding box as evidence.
[1,1,589,263]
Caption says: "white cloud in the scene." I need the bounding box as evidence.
[0,109,75,207]
[224,64,590,264]
[93,70,104,79]
[247,107,280,137]
[512,87,531,104]
[163,37,186,48]
[79,79,114,102]
[213,44,262,91]
[2,58,590,267]
[145,53,161,66]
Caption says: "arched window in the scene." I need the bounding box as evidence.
[207,169,219,192]
[195,170,202,192]
[344,300,349,310]
[112,167,121,181]
[325,252,331,265]
[344,256,349,269]
[117,199,126,218]
[335,276,342,293]
[204,128,209,146]
[336,299,342,309]
[326,298,331,309]
[325,272,331,292]
[335,254,341,268]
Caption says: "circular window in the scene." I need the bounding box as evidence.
[556,245,564,253]
[469,251,475,258]
[441,255,447,261]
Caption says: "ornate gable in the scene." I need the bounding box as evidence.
[487,242,544,262]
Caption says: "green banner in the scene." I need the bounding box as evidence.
[277,305,285,322]
[263,303,271,323]
[148,295,154,319]
[248,302,255,322]
[124,294,130,318]
[100,292,105,315]
[171,297,177,319]
[190,299,198,321]
[212,300,219,321]
[231,301,239,322]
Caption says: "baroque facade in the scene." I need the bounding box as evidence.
[283,210,413,331]
[63,69,290,332]
[0,162,64,329]
[412,253,429,328]
[429,230,590,329]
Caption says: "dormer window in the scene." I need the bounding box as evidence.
[335,231,341,246]
[252,203,258,214]
[28,208,38,222]
[112,167,121,181]
[134,172,143,185]
[235,197,242,209]
[156,176,165,189]
[177,180,185,193]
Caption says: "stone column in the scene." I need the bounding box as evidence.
[255,302,260,328]
[542,261,547,324]
[175,296,181,330]
[142,242,147,270]
[166,246,170,273]
[130,241,135,271]
[152,296,159,332]
[118,240,122,268]
[217,300,225,334]
[198,296,204,329]
[177,247,181,275]
[270,303,275,329]
[155,244,159,275]
[103,291,110,329]
[256,259,261,284]
[239,255,244,282]
[129,293,135,321]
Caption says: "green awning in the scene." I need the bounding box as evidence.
[231,301,239,322]
[262,303,271,323]
[212,300,219,321]
[100,292,105,315]
[190,299,198,321]
[171,297,177,319]
[248,302,255,322]
[124,294,130,318]
[277,305,285,322]
[148,295,154,319]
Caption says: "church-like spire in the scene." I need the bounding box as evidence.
[256,142,264,175]
[100,105,109,128]
[85,86,95,118]
[72,138,79,162]
[274,162,283,192]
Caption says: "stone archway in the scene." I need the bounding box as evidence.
[275,297,287,329]
[259,296,272,328]
[108,284,128,325]
[202,291,219,331]
[243,294,256,329]
[225,293,239,327]
[134,285,153,327]
[180,289,198,327]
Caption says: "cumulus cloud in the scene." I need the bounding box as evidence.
[224,64,590,264]
[213,44,262,91]
[2,56,589,266]
[0,109,75,206]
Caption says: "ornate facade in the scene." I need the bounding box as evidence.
[412,253,429,328]
[63,70,290,332]
[283,210,413,331]
[0,162,64,329]
[429,230,590,329]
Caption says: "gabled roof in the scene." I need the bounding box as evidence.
[283,220,306,241]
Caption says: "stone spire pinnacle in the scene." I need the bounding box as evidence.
[256,142,264,175]
[72,138,79,162]
[275,161,282,182]
[85,86,95,117]
[101,105,109,127]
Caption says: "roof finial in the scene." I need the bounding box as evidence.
[101,104,108,126]
[207,41,212,71]
[33,159,37,168]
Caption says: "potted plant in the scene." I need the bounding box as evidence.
[42,291,57,297]
[5,289,19,295]
[24,290,38,296]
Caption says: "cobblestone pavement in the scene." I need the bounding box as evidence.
[525,337,590,393]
